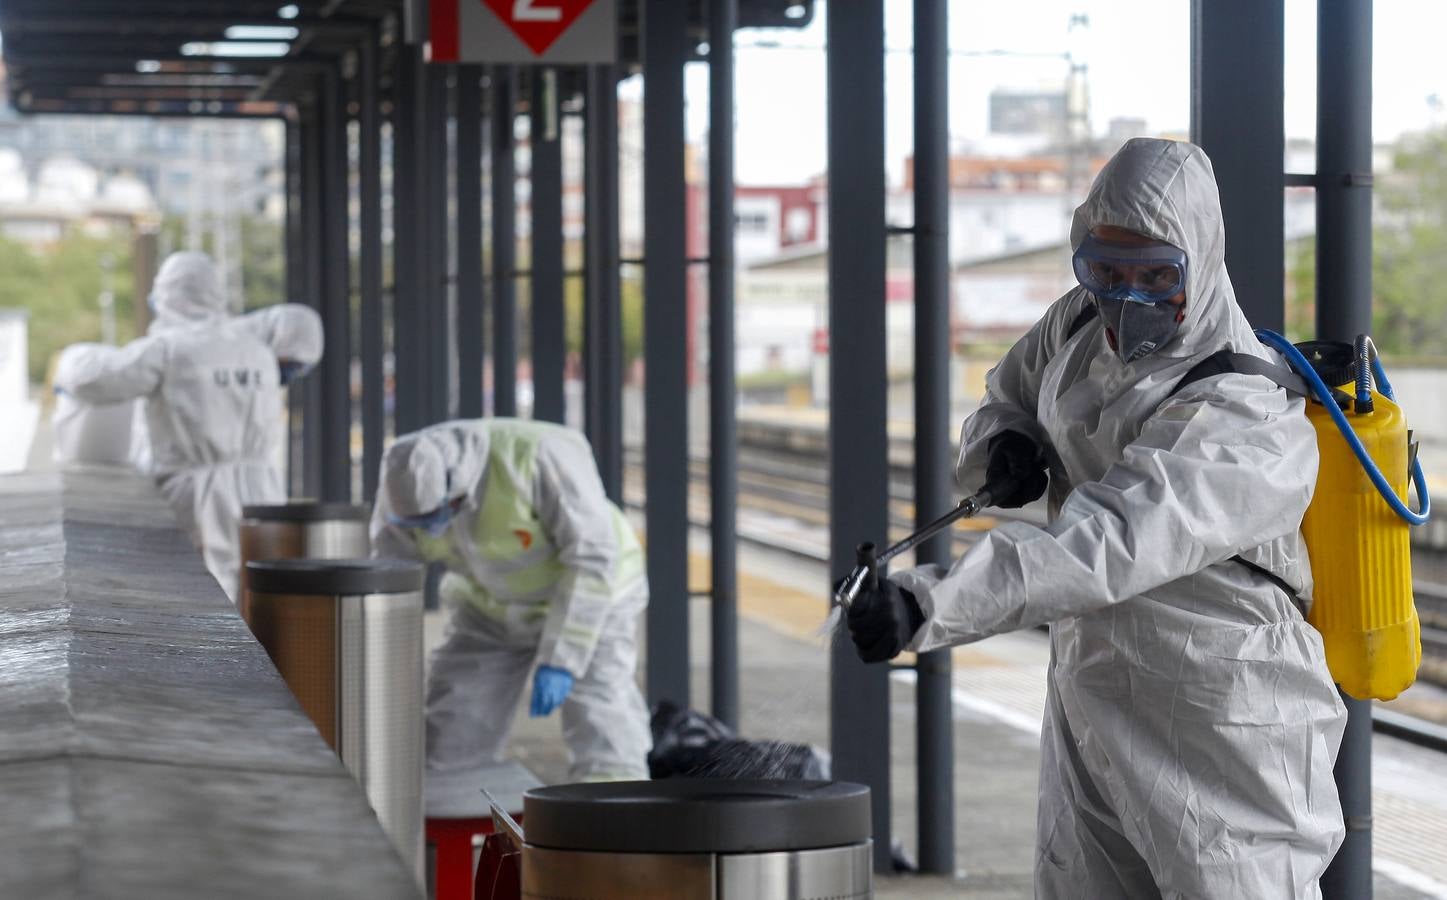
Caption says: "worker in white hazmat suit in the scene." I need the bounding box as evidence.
[371,418,650,780]
[122,300,326,474]
[845,138,1346,898]
[54,252,324,601]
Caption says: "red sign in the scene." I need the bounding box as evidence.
[813,328,830,355]
[430,0,615,64]
[483,0,596,55]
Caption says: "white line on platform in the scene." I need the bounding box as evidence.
[895,673,1447,896]
[950,686,1044,738]
[890,669,1044,737]
[1372,857,1447,898]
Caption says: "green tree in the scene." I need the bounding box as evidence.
[240,215,287,310]
[1279,126,1447,360]
[1373,127,1447,358]
[562,271,645,366]
[0,230,137,383]
[1284,236,1316,343]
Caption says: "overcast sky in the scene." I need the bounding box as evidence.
[622,0,1447,186]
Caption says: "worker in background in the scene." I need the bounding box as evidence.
[122,299,325,475]
[54,251,323,601]
[844,138,1345,898]
[371,418,650,781]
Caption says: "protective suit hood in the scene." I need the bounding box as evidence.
[1070,137,1259,362]
[150,252,227,330]
[382,425,489,518]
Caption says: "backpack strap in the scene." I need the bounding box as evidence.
[1168,347,1312,616]
[1231,554,1307,617]
[1172,349,1309,398]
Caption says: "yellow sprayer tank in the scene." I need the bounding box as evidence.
[1301,385,1420,700]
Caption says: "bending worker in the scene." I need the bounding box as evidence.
[372,418,650,781]
[55,251,323,601]
[845,138,1345,897]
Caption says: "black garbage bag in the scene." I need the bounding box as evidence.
[647,702,832,781]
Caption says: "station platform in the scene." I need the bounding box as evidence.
[438,538,1447,899]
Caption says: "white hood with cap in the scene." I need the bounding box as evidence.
[379,422,490,519]
[149,251,228,330]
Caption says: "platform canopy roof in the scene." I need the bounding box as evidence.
[0,0,815,118]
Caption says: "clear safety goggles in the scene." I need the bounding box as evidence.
[387,504,454,537]
[1072,234,1188,304]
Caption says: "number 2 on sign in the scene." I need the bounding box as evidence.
[514,0,562,21]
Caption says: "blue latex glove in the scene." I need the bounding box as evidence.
[530,665,574,718]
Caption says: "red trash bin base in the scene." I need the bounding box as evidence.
[427,816,494,900]
[473,832,522,900]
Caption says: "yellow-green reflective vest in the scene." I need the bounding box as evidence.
[412,422,641,627]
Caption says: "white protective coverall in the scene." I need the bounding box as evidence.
[124,301,326,474]
[371,418,651,780]
[893,139,1347,898]
[54,252,324,602]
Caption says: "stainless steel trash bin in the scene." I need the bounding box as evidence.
[238,503,370,617]
[521,780,872,900]
[244,558,426,883]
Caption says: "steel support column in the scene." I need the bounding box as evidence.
[298,108,324,498]
[392,45,425,437]
[359,38,385,501]
[492,67,519,418]
[425,66,452,426]
[1316,1,1374,897]
[531,68,566,424]
[827,0,892,872]
[583,75,600,448]
[708,0,740,731]
[642,0,691,707]
[319,68,353,502]
[285,119,305,322]
[284,118,305,497]
[585,65,624,503]
[1189,0,1285,330]
[913,0,955,874]
[457,65,485,420]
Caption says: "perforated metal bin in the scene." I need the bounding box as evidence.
[244,558,425,883]
[239,503,370,617]
[521,779,872,900]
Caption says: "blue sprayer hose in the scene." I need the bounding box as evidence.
[1256,329,1431,526]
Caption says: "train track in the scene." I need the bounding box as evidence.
[628,446,1447,692]
[1418,585,1447,686]
[627,448,1040,561]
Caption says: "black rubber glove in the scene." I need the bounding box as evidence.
[845,577,926,663]
[985,430,1049,508]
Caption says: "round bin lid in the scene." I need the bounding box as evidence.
[245,558,423,596]
[241,502,370,522]
[522,779,870,854]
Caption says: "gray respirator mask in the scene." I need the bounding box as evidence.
[1093,296,1184,363]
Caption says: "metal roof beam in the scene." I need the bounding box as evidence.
[32,86,261,101]
[8,72,268,89]
[5,52,335,71]
[0,13,372,36]
[13,96,290,119]
[0,1,339,16]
